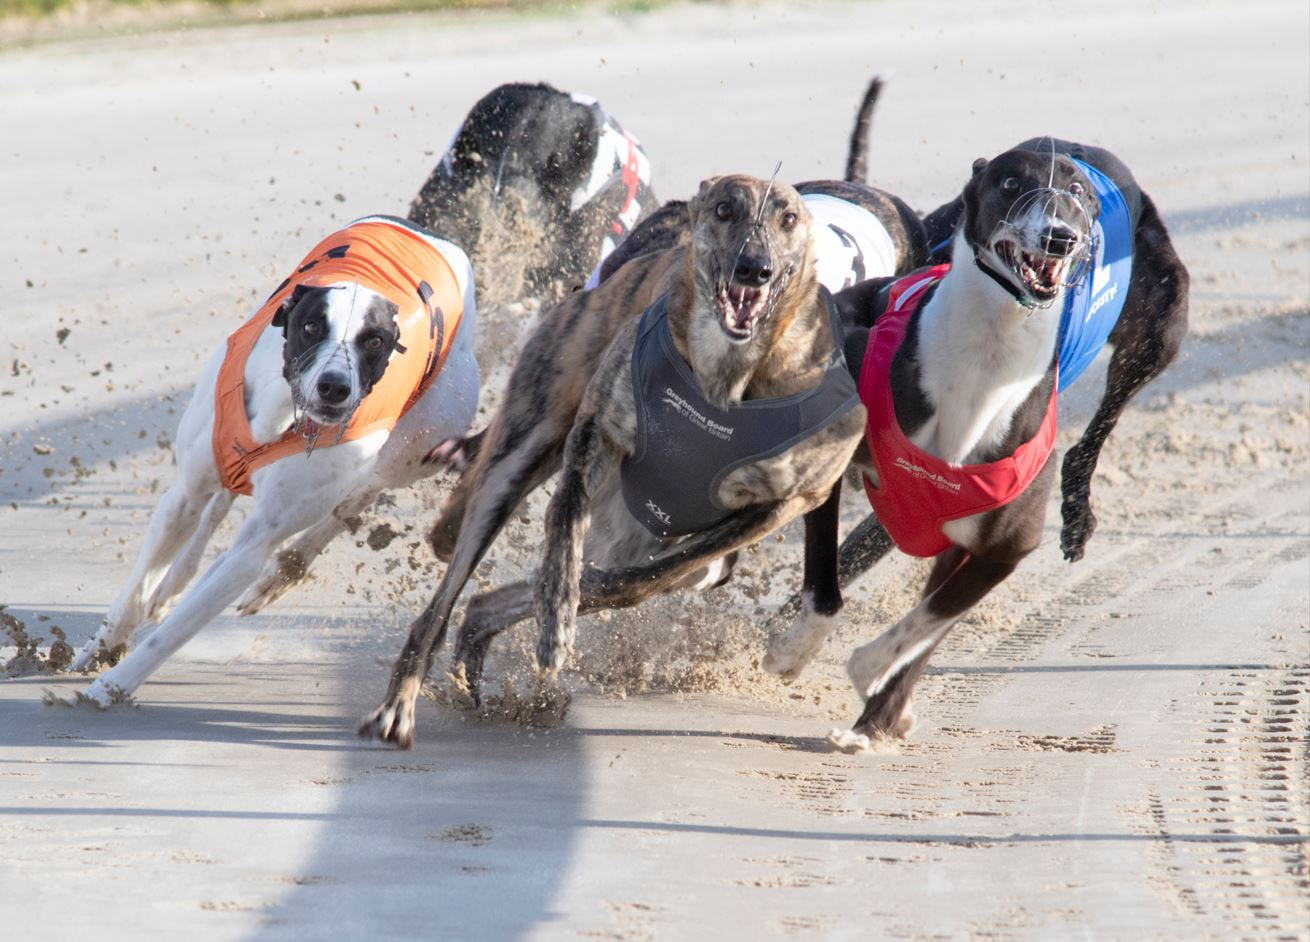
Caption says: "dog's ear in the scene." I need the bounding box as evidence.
[961,160,989,239]
[687,176,724,223]
[272,285,311,332]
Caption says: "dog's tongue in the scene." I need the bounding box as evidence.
[1032,254,1062,289]
[728,283,760,326]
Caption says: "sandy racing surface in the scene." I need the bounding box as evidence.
[2,0,1308,938]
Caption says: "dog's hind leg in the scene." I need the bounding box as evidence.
[71,480,220,672]
[449,582,535,704]
[359,422,566,748]
[832,548,1017,751]
[1060,198,1189,562]
[144,490,236,623]
[452,500,783,697]
[78,473,345,704]
[235,490,376,616]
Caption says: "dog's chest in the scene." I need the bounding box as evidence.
[911,277,1058,465]
[620,296,859,538]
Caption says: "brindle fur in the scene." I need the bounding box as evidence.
[359,175,867,748]
[430,74,925,556]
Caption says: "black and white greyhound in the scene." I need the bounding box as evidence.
[762,138,1189,750]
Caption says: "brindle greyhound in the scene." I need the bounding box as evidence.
[359,175,867,748]
[762,139,1189,750]
[424,74,923,486]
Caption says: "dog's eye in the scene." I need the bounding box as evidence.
[780,212,798,230]
[364,335,385,352]
[714,201,733,221]
[1068,181,1085,197]
[1001,177,1021,193]
[302,320,322,338]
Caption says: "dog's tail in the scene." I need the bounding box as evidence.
[844,75,883,184]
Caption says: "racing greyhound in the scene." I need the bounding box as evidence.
[763,139,1189,749]
[66,216,479,706]
[360,175,868,748]
[426,75,925,544]
[408,81,653,302]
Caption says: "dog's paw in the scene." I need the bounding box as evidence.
[1060,492,1096,562]
[826,722,906,754]
[827,696,914,753]
[357,694,417,749]
[422,437,472,472]
[1060,512,1095,562]
[761,606,839,683]
[827,727,875,753]
[446,660,481,711]
[43,678,135,710]
[534,641,569,677]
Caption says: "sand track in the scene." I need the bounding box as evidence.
[1,1,1307,938]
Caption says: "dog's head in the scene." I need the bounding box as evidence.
[272,284,401,426]
[686,174,814,345]
[962,144,1101,306]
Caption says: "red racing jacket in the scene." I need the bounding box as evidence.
[859,265,1058,557]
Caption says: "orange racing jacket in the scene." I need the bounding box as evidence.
[213,217,465,495]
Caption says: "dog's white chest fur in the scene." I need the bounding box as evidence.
[910,244,1061,467]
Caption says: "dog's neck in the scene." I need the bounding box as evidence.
[667,264,826,409]
[244,325,300,444]
[908,232,1061,465]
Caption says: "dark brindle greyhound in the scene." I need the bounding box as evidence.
[762,138,1189,750]
[360,175,869,748]
[425,75,925,531]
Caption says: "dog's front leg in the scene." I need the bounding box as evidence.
[574,497,809,615]
[143,491,236,625]
[360,418,576,748]
[456,499,792,689]
[762,494,897,682]
[71,481,220,672]
[80,493,331,704]
[1062,201,1188,562]
[831,548,1017,752]
[763,482,843,681]
[534,414,619,674]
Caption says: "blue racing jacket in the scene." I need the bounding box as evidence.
[1055,158,1135,391]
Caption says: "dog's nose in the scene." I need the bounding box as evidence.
[733,255,773,286]
[316,374,352,405]
[1040,224,1082,257]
